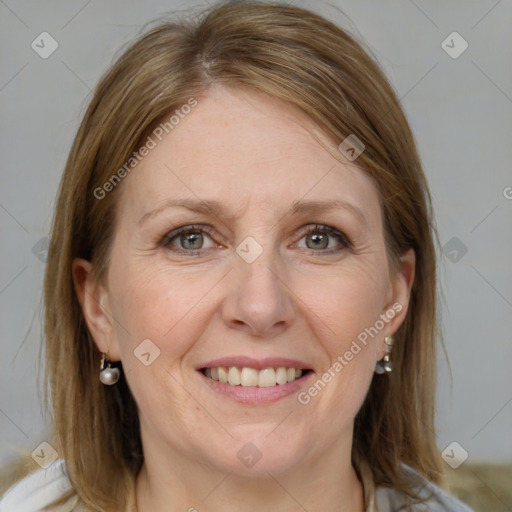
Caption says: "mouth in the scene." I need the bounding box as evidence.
[197,357,313,404]
[200,366,312,387]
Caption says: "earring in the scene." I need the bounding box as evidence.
[374,335,394,374]
[99,352,120,385]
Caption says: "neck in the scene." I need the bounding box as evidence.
[135,433,365,512]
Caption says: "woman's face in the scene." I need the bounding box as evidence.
[75,86,414,477]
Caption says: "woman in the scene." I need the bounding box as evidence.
[0,1,473,511]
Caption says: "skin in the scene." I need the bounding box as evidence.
[73,85,415,512]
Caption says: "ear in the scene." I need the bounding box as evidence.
[72,258,121,361]
[379,248,416,358]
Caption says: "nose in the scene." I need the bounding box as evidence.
[221,247,296,338]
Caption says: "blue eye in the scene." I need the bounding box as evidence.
[298,224,351,252]
[162,225,216,252]
[160,223,350,256]
[177,230,204,250]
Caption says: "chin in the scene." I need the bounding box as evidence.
[202,425,309,477]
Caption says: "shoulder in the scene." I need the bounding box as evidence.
[374,465,474,512]
[0,460,74,512]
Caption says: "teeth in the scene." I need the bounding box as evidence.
[218,367,228,383]
[203,366,306,387]
[227,366,241,385]
[258,368,276,387]
[240,367,258,387]
[276,367,287,385]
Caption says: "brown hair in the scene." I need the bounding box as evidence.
[43,1,442,510]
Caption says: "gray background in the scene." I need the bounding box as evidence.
[1,0,511,472]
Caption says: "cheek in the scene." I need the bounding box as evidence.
[107,258,227,367]
[295,260,389,351]
[106,262,225,423]
[293,260,388,416]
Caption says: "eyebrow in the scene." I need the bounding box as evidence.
[289,199,368,227]
[138,198,231,227]
[138,198,368,228]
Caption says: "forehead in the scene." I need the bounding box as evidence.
[117,86,381,227]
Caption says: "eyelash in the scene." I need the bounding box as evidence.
[160,223,352,256]
[160,224,217,256]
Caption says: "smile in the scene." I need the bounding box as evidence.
[201,366,307,387]
[197,357,313,404]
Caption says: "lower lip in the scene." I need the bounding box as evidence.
[198,371,313,404]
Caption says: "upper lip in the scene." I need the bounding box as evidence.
[198,356,311,371]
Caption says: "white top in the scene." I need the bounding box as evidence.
[0,460,74,512]
[0,459,473,512]
[371,466,474,511]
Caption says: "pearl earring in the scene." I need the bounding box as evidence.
[99,352,120,385]
[374,335,394,374]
